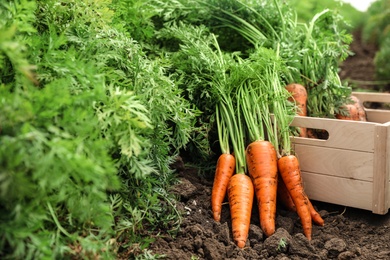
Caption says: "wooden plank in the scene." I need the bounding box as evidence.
[372,124,389,214]
[290,116,377,152]
[294,145,374,181]
[302,171,373,211]
[365,109,390,123]
[352,91,390,104]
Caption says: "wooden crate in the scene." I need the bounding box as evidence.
[290,92,390,214]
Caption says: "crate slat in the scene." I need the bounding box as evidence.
[302,171,373,211]
[290,116,377,152]
[294,144,374,181]
[365,109,390,123]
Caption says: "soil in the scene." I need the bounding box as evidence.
[148,29,390,260]
[339,29,378,90]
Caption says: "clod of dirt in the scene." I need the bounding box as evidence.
[263,228,292,256]
[170,177,197,200]
[324,237,347,258]
[276,214,295,234]
[215,222,231,246]
[337,250,357,260]
[248,224,263,243]
[289,233,320,259]
[202,238,226,259]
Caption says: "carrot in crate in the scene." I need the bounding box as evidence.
[285,83,308,137]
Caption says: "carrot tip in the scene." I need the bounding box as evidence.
[236,240,246,248]
[213,212,221,222]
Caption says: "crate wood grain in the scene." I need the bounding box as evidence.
[290,92,390,214]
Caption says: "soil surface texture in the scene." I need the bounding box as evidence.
[149,29,390,260]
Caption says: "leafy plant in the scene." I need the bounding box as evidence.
[1,0,199,258]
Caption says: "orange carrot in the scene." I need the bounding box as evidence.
[246,140,278,237]
[278,175,324,226]
[285,83,308,137]
[335,103,359,121]
[277,155,312,240]
[350,95,367,121]
[277,175,296,212]
[307,199,324,226]
[211,153,236,222]
[228,174,254,248]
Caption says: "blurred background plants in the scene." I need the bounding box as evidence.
[362,0,390,89]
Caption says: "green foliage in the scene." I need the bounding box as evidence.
[1,0,198,258]
[110,0,157,43]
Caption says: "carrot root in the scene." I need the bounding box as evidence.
[277,175,297,212]
[211,153,236,222]
[277,155,312,240]
[228,174,254,248]
[336,103,359,121]
[307,199,324,226]
[350,95,367,121]
[246,140,278,237]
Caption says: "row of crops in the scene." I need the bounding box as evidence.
[0,0,384,259]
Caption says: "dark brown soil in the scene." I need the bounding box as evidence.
[148,30,390,260]
[339,29,378,89]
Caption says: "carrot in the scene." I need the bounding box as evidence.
[307,199,324,226]
[277,175,296,212]
[277,154,312,240]
[278,174,324,226]
[350,95,367,121]
[228,173,254,248]
[246,140,278,237]
[285,83,308,137]
[211,153,236,222]
[335,103,359,121]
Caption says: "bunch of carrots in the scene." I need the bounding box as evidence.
[210,49,325,248]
